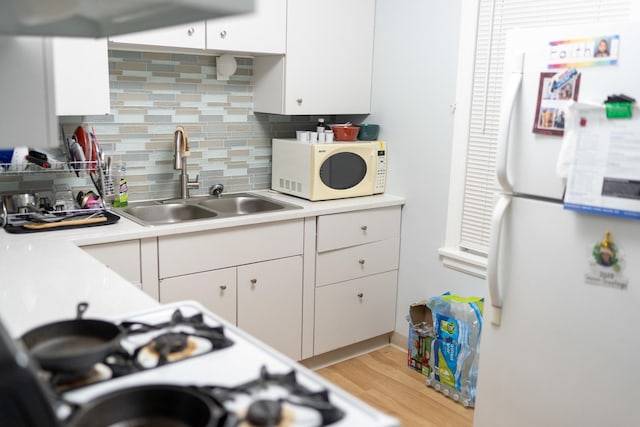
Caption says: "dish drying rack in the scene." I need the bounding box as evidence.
[0,136,116,225]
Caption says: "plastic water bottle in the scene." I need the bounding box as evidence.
[114,164,128,207]
[426,294,483,407]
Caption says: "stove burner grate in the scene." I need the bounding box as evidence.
[203,366,346,427]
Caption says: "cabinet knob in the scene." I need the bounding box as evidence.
[357,293,364,298]
[250,278,257,284]
[219,284,227,290]
[361,225,368,231]
[358,259,365,265]
[220,30,227,39]
[296,98,303,105]
[187,27,196,36]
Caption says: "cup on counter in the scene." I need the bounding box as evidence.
[310,132,318,142]
[325,131,334,143]
[296,131,310,142]
[318,132,326,143]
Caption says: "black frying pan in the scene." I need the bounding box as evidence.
[66,384,225,427]
[20,302,122,374]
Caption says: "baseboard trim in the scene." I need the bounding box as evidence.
[301,334,392,371]
[390,331,408,352]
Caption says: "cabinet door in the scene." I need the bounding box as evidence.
[206,0,286,54]
[314,270,398,355]
[237,256,303,360]
[160,267,237,325]
[109,21,206,51]
[52,38,110,116]
[284,0,375,114]
[0,37,56,149]
[82,240,142,287]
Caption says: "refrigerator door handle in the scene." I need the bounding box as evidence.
[487,193,512,326]
[496,51,524,193]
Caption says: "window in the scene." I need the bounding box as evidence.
[440,0,634,278]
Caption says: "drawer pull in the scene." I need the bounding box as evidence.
[187,27,196,36]
[219,284,227,290]
[220,30,227,39]
[357,293,364,298]
[358,259,365,265]
[250,278,257,284]
[361,225,368,231]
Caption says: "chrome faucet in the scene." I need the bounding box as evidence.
[210,183,224,197]
[174,126,199,199]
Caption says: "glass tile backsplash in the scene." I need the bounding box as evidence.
[0,50,328,201]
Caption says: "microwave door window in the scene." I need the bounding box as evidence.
[319,152,367,189]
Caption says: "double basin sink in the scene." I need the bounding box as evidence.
[117,193,302,226]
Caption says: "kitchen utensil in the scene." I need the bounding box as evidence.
[23,215,107,230]
[66,384,224,427]
[357,124,380,141]
[330,124,360,141]
[74,126,96,172]
[20,302,122,373]
[11,193,36,212]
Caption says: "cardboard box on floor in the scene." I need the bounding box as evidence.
[407,300,434,376]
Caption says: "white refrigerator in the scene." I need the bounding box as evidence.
[474,23,640,427]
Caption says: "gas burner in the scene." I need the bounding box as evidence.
[42,309,233,394]
[48,363,112,393]
[135,332,213,368]
[205,367,346,427]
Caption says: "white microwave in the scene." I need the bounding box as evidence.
[271,139,387,201]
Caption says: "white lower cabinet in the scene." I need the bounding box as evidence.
[312,206,401,356]
[160,267,237,325]
[237,256,303,361]
[157,220,304,360]
[314,271,398,355]
[82,240,142,287]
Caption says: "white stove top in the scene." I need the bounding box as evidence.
[59,301,399,427]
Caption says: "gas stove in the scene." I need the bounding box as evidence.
[49,302,400,427]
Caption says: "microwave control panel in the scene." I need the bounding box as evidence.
[375,149,387,192]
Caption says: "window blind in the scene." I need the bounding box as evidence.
[459,0,632,256]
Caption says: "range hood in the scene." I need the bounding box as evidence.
[0,0,254,38]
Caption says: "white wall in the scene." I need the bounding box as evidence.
[369,0,485,333]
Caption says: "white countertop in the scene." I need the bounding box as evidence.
[0,190,404,337]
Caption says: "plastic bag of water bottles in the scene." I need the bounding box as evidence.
[425,293,483,407]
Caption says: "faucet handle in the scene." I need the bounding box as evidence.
[210,183,224,197]
[187,174,200,190]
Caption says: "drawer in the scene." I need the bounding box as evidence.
[314,270,398,355]
[316,206,401,252]
[315,237,400,287]
[158,219,303,278]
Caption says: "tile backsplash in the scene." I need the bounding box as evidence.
[0,50,331,201]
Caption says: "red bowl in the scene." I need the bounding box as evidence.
[331,125,360,141]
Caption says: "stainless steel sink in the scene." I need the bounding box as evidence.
[197,194,289,214]
[117,193,301,226]
[121,203,218,225]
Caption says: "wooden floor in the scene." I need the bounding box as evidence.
[316,346,474,427]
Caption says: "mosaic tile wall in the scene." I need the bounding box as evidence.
[0,50,335,202]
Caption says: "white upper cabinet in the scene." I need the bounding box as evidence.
[109,21,207,51]
[253,0,376,115]
[108,0,285,56]
[206,0,286,54]
[0,37,57,149]
[52,38,111,116]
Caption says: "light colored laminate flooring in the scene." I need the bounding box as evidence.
[316,346,474,427]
